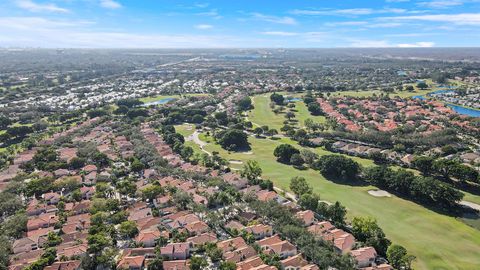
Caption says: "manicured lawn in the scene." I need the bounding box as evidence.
[294,100,327,126]
[194,131,480,269]
[248,95,286,130]
[198,94,480,270]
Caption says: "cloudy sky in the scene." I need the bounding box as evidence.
[0,0,479,48]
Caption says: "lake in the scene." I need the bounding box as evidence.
[412,90,480,117]
[142,97,176,106]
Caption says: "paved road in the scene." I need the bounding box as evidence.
[186,129,211,156]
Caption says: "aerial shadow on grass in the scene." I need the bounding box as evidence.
[322,175,370,187]
[226,144,252,154]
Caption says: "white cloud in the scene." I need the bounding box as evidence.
[195,24,213,29]
[16,0,69,13]
[100,0,122,9]
[291,8,406,17]
[261,31,299,36]
[397,41,435,47]
[417,1,464,9]
[0,17,92,30]
[324,21,368,26]
[197,9,222,19]
[385,13,480,25]
[349,39,435,47]
[251,13,297,25]
[0,16,242,48]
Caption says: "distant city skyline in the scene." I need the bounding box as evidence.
[1,0,480,48]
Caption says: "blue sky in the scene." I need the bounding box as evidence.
[0,0,479,48]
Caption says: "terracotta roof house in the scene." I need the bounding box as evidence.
[160,242,192,260]
[217,237,257,263]
[251,265,277,270]
[58,148,77,163]
[351,247,377,268]
[54,169,71,178]
[122,247,156,258]
[28,225,55,239]
[295,210,316,226]
[225,220,244,231]
[135,228,166,248]
[27,213,58,231]
[363,264,393,270]
[43,192,61,205]
[117,256,145,270]
[308,221,335,237]
[187,232,217,248]
[256,190,278,202]
[162,260,189,270]
[236,256,264,270]
[167,213,201,230]
[26,198,46,216]
[244,224,273,240]
[257,235,297,259]
[61,231,88,245]
[136,216,162,231]
[222,172,248,189]
[9,249,44,270]
[12,236,40,254]
[128,207,152,222]
[82,164,97,173]
[322,229,355,253]
[83,171,97,185]
[280,254,310,270]
[154,194,172,208]
[44,260,81,270]
[57,244,88,258]
[185,220,209,236]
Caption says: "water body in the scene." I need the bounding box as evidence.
[412,89,480,117]
[286,97,302,102]
[142,97,176,106]
[447,104,480,117]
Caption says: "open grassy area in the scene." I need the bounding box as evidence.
[249,95,326,130]
[248,95,285,130]
[192,131,480,269]
[294,100,327,126]
[182,94,480,270]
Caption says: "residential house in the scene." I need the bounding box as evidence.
[295,210,316,226]
[256,235,297,259]
[117,256,145,270]
[160,242,192,260]
[244,224,273,240]
[351,247,377,268]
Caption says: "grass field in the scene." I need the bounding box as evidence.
[191,131,480,269]
[182,93,480,270]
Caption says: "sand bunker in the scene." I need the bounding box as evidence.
[368,189,391,197]
[460,201,480,211]
[229,160,243,164]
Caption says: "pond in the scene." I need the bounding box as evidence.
[412,88,480,117]
[142,97,176,106]
[286,97,302,102]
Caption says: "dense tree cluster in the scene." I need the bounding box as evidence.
[363,166,463,208]
[215,129,249,151]
[313,155,360,181]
